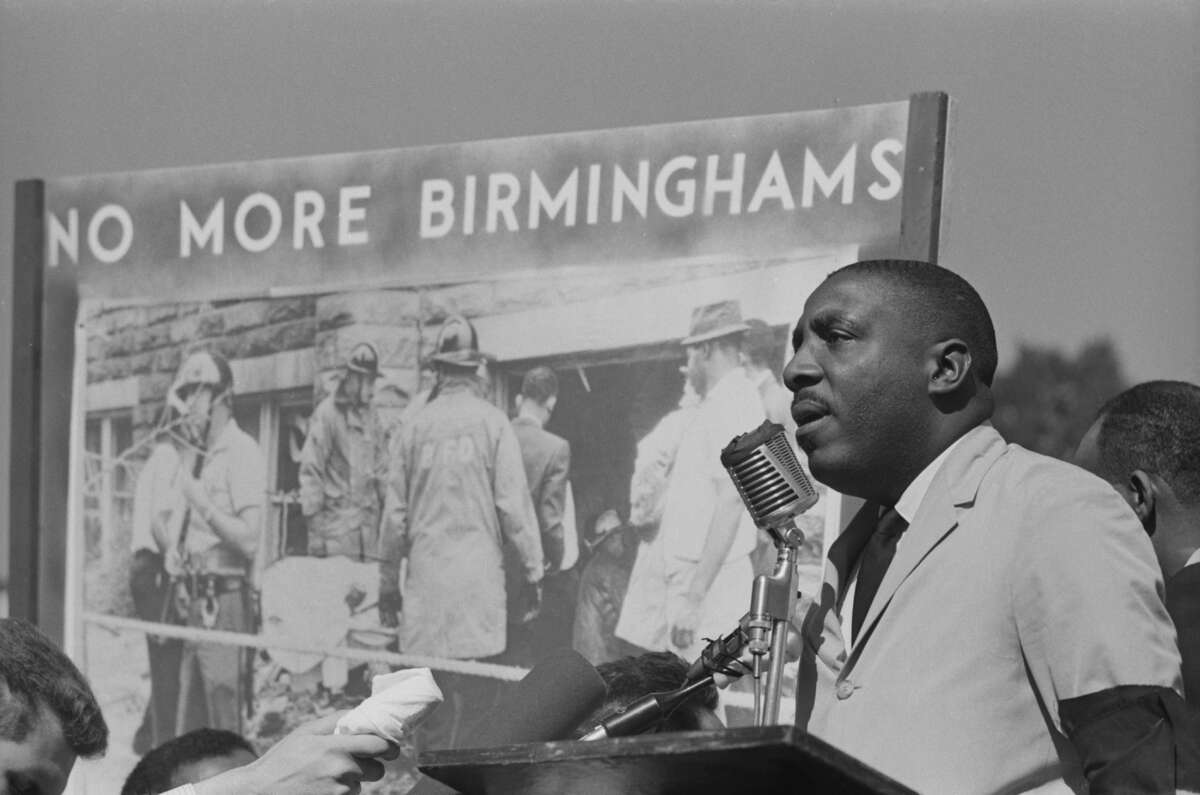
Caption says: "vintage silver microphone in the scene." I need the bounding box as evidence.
[720,420,818,726]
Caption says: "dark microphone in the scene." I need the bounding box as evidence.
[578,676,715,741]
[579,626,751,741]
[720,419,817,541]
[412,648,608,794]
[684,623,752,686]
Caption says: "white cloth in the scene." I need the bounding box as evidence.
[335,668,444,743]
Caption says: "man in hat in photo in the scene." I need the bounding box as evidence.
[299,341,387,561]
[616,300,764,660]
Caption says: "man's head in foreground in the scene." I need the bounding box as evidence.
[0,618,108,795]
[1074,380,1200,578]
[574,651,722,737]
[783,259,997,504]
[121,728,257,795]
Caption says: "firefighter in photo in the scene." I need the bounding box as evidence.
[166,351,266,734]
[298,342,387,561]
[379,316,543,748]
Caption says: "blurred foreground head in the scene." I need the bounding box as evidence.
[0,618,108,795]
[121,728,258,795]
[573,651,722,738]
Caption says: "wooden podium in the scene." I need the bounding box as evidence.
[417,725,916,795]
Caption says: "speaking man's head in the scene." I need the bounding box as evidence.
[783,259,997,504]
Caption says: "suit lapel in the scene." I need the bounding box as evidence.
[849,425,1008,661]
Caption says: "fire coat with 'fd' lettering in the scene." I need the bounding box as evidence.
[380,381,543,659]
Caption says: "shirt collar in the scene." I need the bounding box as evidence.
[1186,547,1200,569]
[893,434,971,523]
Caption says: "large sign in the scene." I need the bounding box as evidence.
[47,102,914,299]
[11,93,947,791]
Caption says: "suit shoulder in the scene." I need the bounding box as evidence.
[546,428,569,453]
[513,420,568,449]
[986,441,1146,549]
[992,441,1114,498]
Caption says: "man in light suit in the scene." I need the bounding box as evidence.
[787,260,1186,793]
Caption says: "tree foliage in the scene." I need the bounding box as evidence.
[991,338,1128,461]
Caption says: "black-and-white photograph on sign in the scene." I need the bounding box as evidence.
[54,99,942,790]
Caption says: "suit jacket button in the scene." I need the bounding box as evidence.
[835,681,855,700]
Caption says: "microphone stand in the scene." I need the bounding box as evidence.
[746,520,804,726]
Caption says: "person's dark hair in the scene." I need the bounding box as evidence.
[520,366,559,405]
[592,651,719,732]
[0,618,108,757]
[743,318,783,370]
[1094,380,1200,505]
[831,259,999,386]
[121,728,257,795]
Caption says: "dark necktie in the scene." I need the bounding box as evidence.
[852,506,909,639]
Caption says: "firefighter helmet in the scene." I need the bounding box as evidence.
[168,350,233,414]
[428,315,490,369]
[345,342,381,377]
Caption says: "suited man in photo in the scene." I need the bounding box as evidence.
[787,259,1185,793]
[508,366,573,665]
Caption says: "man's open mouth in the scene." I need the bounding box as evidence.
[791,399,829,429]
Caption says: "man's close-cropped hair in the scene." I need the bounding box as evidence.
[832,259,999,387]
[120,728,256,795]
[520,366,559,404]
[0,617,108,757]
[1096,380,1200,504]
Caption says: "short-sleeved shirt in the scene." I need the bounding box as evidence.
[130,441,183,556]
[183,419,266,571]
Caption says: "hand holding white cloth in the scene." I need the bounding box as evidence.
[335,668,444,743]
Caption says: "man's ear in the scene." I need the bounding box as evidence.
[1128,469,1159,531]
[927,338,973,395]
[546,395,558,415]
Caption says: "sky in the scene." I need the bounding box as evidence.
[0,0,1197,574]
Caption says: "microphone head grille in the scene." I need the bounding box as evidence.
[722,421,818,530]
